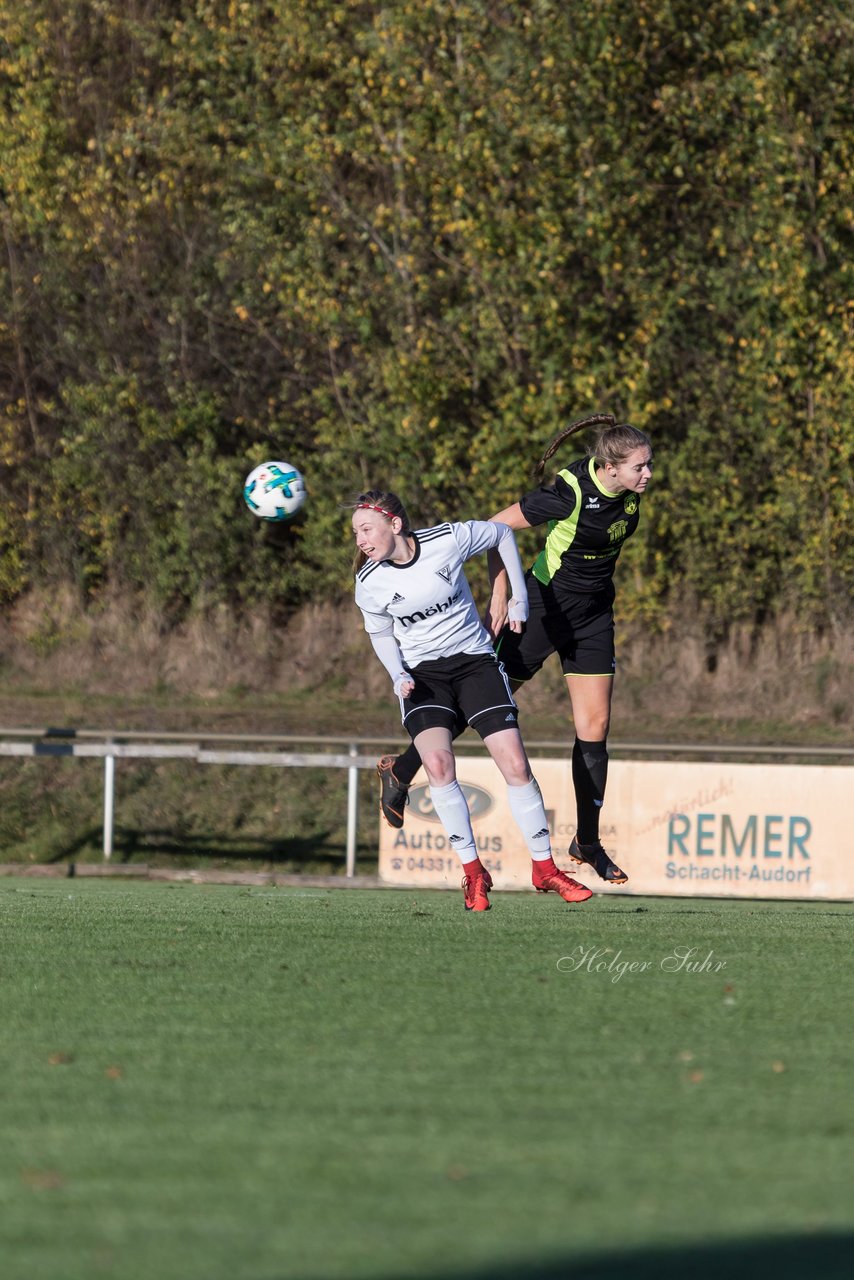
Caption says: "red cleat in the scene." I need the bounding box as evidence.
[532,864,593,904]
[462,866,493,912]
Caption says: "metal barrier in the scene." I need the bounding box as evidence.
[0,732,382,875]
[1,728,851,875]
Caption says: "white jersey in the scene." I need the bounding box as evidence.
[355,521,503,667]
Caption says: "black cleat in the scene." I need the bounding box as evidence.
[568,836,628,884]
[376,755,410,829]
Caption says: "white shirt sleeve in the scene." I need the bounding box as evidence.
[369,631,408,683]
[492,522,528,609]
[448,519,527,619]
[450,519,503,560]
[450,520,527,604]
[355,578,409,683]
[354,576,393,638]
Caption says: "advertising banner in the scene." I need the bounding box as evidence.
[378,758,853,901]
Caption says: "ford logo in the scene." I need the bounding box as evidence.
[409,782,495,823]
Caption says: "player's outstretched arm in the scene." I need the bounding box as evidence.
[484,504,531,636]
[369,631,415,698]
[491,523,528,634]
[489,502,530,531]
[482,548,507,640]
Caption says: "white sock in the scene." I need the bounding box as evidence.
[507,778,553,859]
[429,781,479,866]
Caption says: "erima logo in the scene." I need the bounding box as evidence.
[390,593,405,604]
[587,498,600,508]
[436,565,454,583]
[398,590,462,626]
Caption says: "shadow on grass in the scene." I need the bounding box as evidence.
[453,1233,854,1280]
[277,1232,853,1280]
[43,826,361,871]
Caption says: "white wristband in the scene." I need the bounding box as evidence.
[393,672,414,698]
[507,596,529,625]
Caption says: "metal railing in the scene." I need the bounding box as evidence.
[1,728,851,874]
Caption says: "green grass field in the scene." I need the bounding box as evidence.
[1,878,851,1280]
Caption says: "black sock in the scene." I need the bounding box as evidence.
[572,737,609,844]
[395,712,468,786]
[393,742,422,786]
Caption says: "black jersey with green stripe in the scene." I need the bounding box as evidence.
[519,455,642,597]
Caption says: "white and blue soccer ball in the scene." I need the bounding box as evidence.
[243,461,307,522]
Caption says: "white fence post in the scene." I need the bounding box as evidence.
[346,742,359,878]
[103,751,115,861]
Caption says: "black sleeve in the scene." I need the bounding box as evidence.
[518,474,579,527]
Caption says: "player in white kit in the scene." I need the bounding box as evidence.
[353,490,592,912]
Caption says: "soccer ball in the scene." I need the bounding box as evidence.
[243,461,307,522]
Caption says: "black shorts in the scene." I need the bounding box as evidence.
[402,652,519,740]
[494,573,616,680]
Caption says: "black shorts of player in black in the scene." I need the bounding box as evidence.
[495,576,617,681]
[402,652,519,740]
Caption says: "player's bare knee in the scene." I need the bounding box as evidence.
[487,744,531,786]
[508,764,533,787]
[421,749,456,787]
[578,716,610,742]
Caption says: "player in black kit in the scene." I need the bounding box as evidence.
[376,413,653,887]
